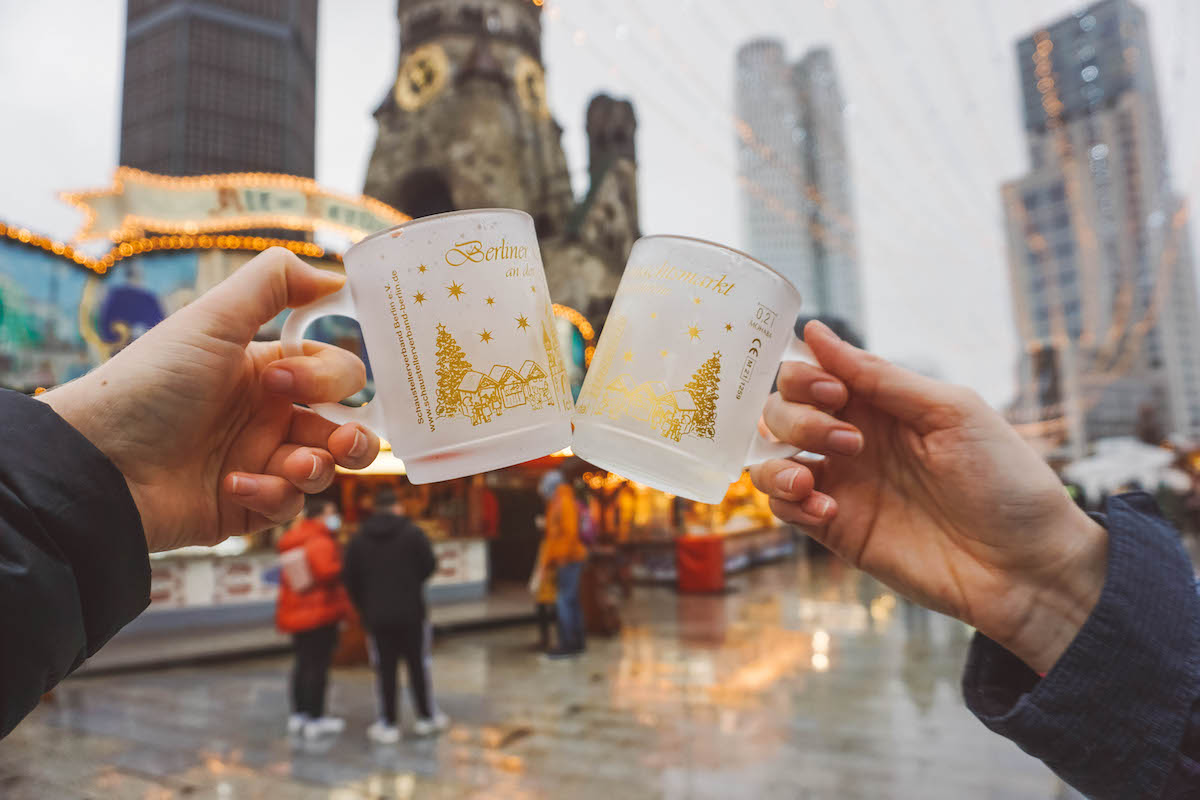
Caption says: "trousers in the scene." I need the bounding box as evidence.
[291,623,338,718]
[369,623,432,724]
[555,560,586,652]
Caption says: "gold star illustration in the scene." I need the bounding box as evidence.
[530,285,537,293]
[724,322,733,332]
[659,349,669,358]
[486,296,496,307]
[650,312,657,319]
[693,297,702,305]
[413,291,427,305]
[417,264,428,273]
[623,350,634,362]
[478,329,494,343]
[515,314,530,331]
[447,281,466,300]
[686,325,702,341]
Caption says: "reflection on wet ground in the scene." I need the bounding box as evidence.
[2,557,1080,799]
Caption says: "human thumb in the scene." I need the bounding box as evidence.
[183,246,346,345]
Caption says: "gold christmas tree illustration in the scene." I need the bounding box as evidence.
[684,351,721,439]
[434,323,473,417]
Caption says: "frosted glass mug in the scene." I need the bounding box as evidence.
[281,209,573,484]
[572,235,807,503]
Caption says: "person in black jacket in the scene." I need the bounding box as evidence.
[343,488,447,743]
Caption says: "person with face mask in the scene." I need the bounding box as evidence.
[275,494,352,740]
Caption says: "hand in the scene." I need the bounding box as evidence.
[750,321,1107,674]
[39,248,381,552]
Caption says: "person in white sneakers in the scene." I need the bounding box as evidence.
[344,488,449,743]
[275,494,353,740]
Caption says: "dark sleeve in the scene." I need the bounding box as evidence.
[0,390,150,739]
[414,527,437,583]
[962,493,1200,798]
[341,537,364,611]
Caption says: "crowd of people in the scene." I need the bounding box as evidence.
[275,488,447,744]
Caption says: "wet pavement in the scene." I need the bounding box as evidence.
[2,557,1081,799]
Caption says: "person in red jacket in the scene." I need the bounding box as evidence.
[276,494,352,740]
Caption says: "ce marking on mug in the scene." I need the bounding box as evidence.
[736,337,763,400]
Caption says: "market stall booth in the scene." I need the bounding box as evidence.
[582,470,795,593]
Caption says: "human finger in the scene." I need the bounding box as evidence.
[286,409,380,470]
[804,320,968,434]
[749,458,816,502]
[260,342,367,405]
[326,421,380,470]
[763,393,864,457]
[187,247,346,346]
[776,361,848,411]
[224,472,305,523]
[768,492,838,527]
[265,444,336,494]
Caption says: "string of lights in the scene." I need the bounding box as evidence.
[61,166,409,243]
[0,220,333,275]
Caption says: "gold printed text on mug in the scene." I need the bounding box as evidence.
[444,239,530,266]
[385,273,437,433]
[433,321,568,427]
[624,262,736,295]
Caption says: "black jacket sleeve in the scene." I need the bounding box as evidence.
[342,535,365,612]
[414,526,437,583]
[962,493,1200,797]
[0,390,150,738]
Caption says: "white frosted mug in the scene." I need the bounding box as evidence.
[282,209,573,483]
[573,235,807,503]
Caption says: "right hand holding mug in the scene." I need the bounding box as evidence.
[750,320,1108,675]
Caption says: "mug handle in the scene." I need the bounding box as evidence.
[743,330,816,466]
[279,285,386,431]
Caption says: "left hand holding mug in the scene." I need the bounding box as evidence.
[39,247,381,552]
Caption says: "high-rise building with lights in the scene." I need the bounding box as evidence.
[118,0,318,177]
[1003,0,1200,453]
[735,41,862,338]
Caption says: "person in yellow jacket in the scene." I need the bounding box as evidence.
[537,471,587,658]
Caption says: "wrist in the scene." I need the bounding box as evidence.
[998,503,1108,674]
[37,377,155,552]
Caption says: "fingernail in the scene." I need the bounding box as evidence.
[811,381,844,407]
[348,428,368,458]
[308,454,322,480]
[230,475,259,496]
[262,367,294,393]
[802,494,832,517]
[827,429,864,456]
[776,467,802,494]
[808,319,839,341]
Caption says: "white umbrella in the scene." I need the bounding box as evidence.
[1062,437,1176,500]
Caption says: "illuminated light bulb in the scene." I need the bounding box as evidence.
[811,652,829,672]
[812,629,830,653]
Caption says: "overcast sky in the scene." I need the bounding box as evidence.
[2,0,1198,406]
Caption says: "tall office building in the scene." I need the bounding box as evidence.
[735,41,862,337]
[119,0,318,177]
[1002,0,1200,452]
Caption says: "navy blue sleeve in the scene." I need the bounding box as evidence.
[962,493,1200,798]
[0,390,150,738]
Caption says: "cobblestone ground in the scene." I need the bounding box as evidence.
[1,557,1081,799]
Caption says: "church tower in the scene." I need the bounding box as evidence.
[363,0,575,237]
